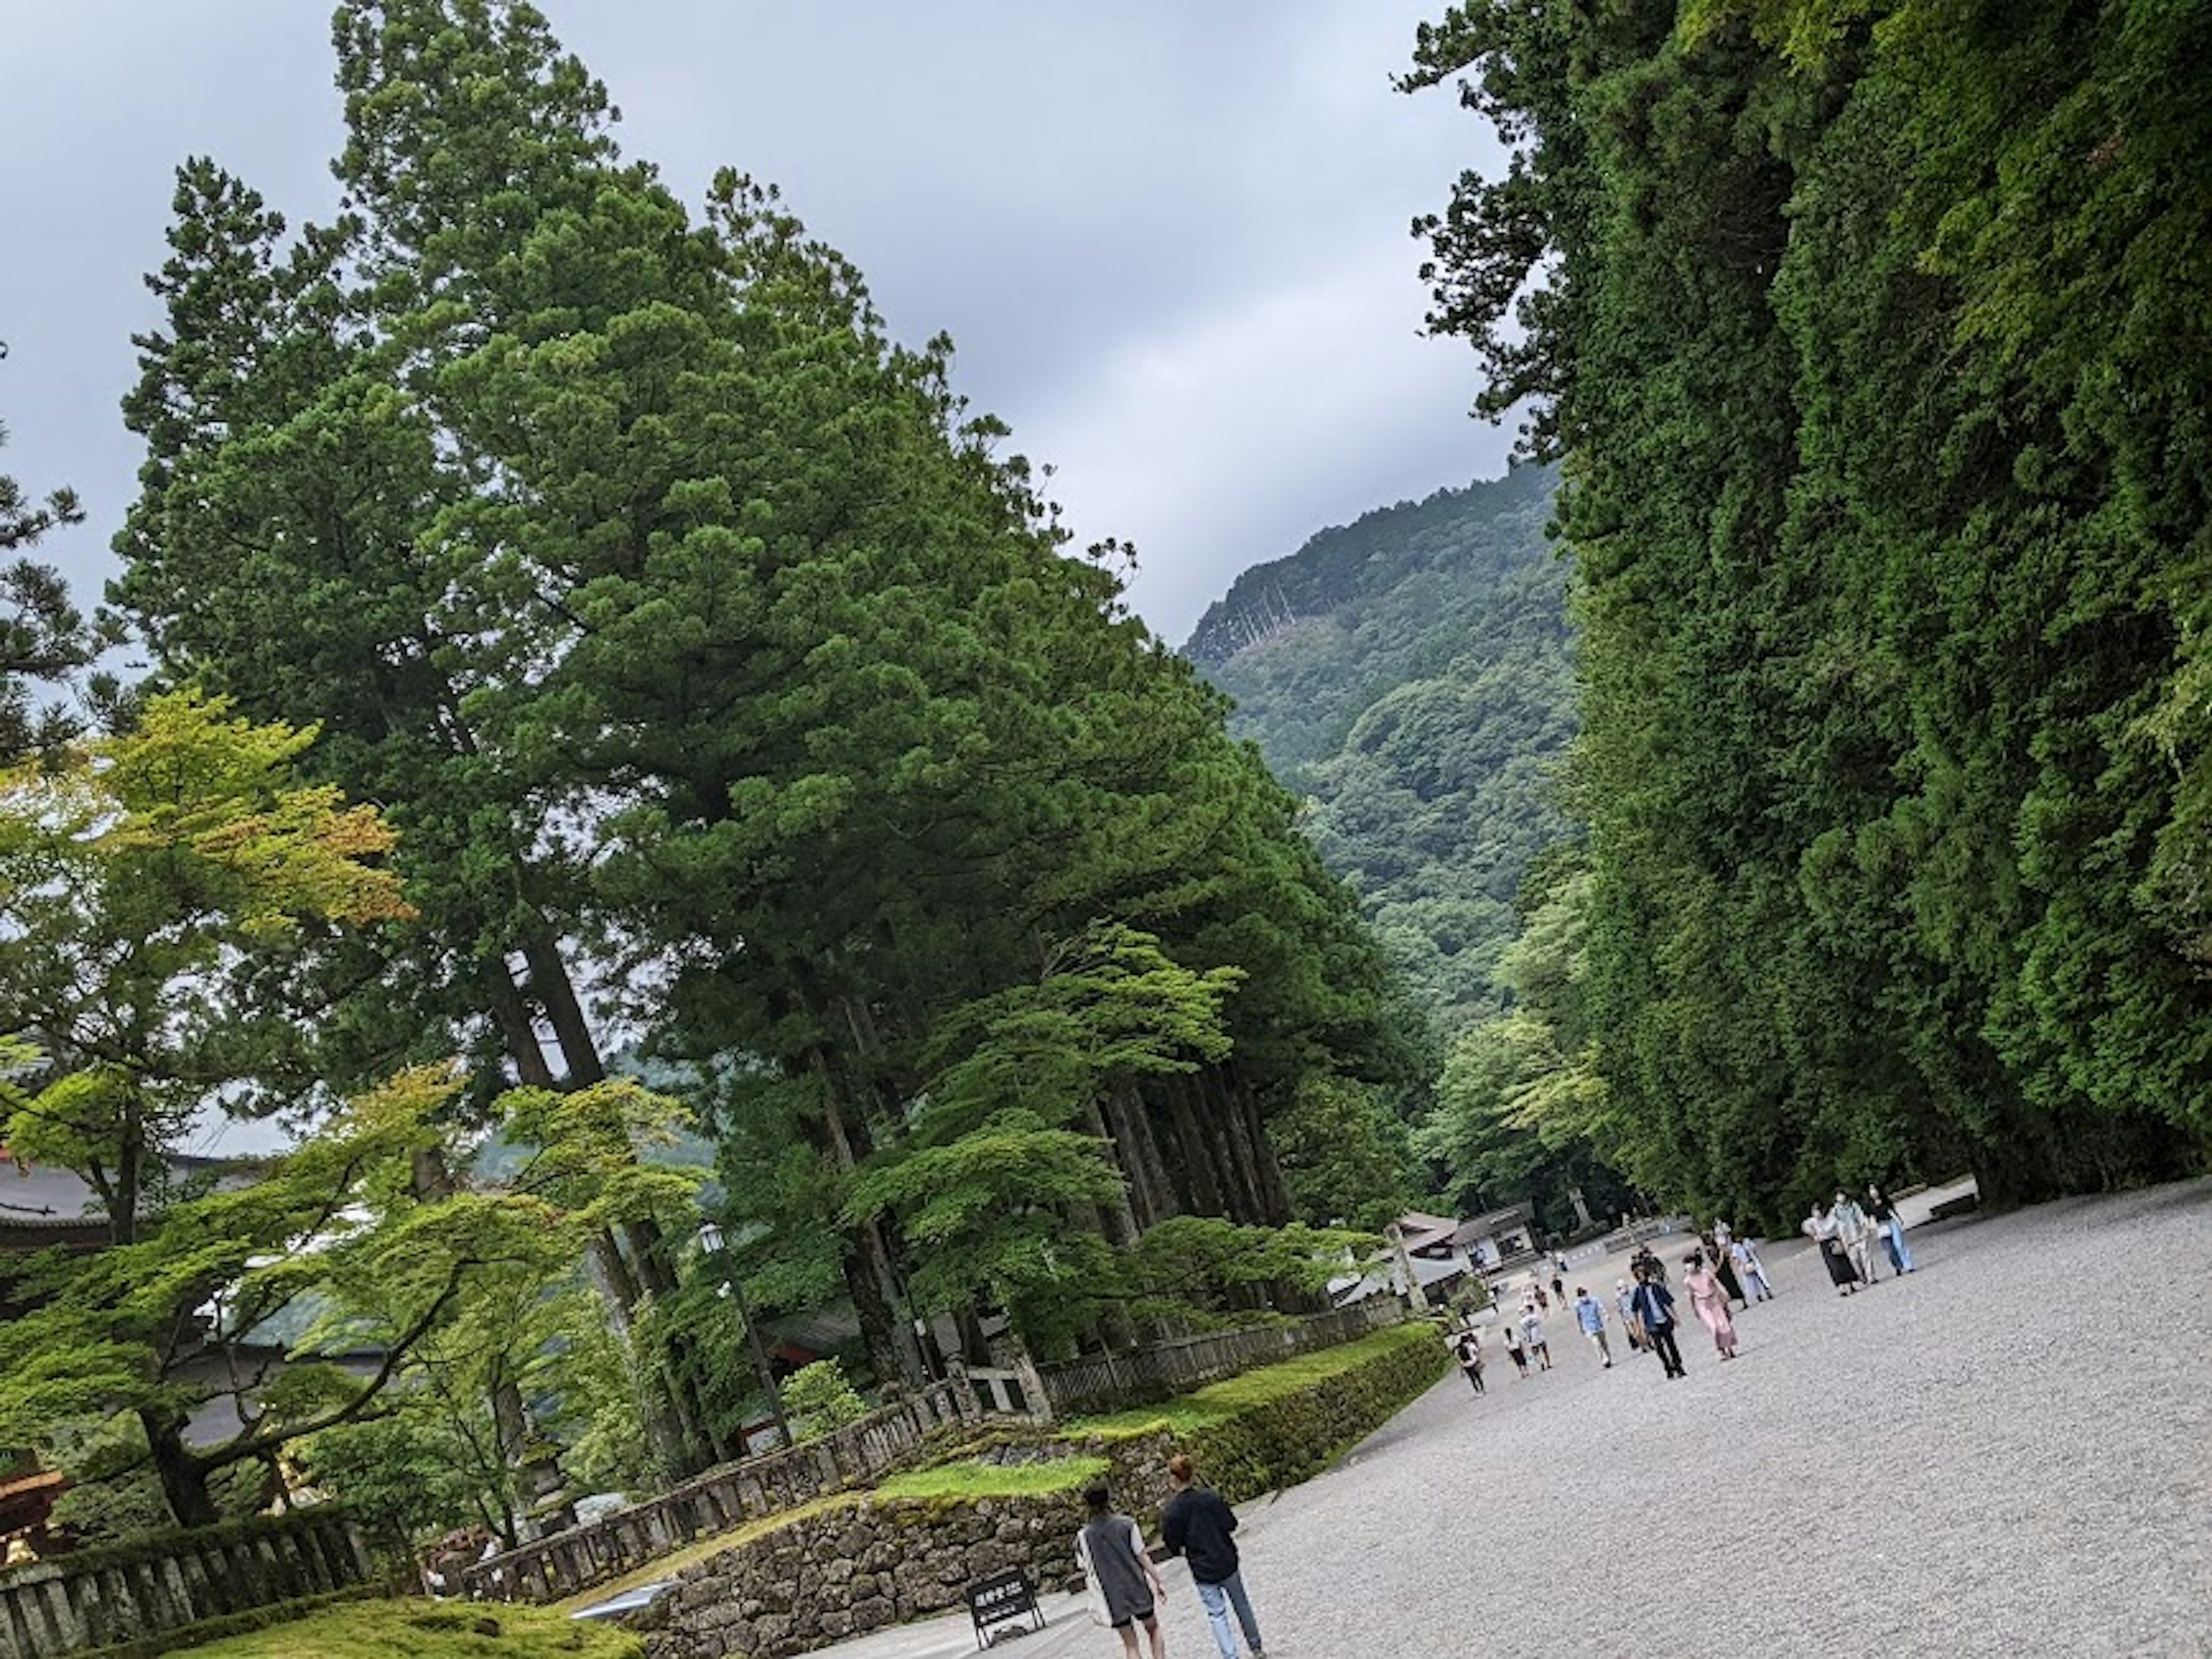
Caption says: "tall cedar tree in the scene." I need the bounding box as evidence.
[1406,0,2209,1219]
[113,1,1415,1381]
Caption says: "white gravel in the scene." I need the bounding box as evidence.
[813,1177,2212,1659]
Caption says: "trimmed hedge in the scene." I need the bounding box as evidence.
[1074,1322,1450,1506]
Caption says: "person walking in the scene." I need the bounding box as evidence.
[1572,1286,1613,1368]
[1550,1266,1569,1309]
[1867,1184,1915,1274]
[1729,1236,1773,1302]
[1518,1300,1553,1372]
[1453,1327,1486,1395]
[1501,1316,1530,1380]
[1615,1277,1645,1352]
[1806,1200,1859,1296]
[1834,1190,1880,1285]
[1704,1232,1749,1309]
[1077,1484,1168,1659]
[1162,1455,1264,1659]
[1682,1251,1740,1360]
[1630,1271,1685,1379]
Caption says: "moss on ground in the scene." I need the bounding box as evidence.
[873,1453,1109,1502]
[1069,1323,1442,1438]
[164,1600,641,1657]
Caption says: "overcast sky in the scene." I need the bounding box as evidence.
[2,1,1509,648]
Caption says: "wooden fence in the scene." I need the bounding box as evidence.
[0,1508,371,1659]
[1034,1298,1406,1419]
[462,1376,978,1605]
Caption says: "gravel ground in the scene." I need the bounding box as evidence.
[794,1178,2212,1659]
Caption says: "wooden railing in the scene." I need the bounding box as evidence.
[461,1377,978,1605]
[1035,1299,1405,1419]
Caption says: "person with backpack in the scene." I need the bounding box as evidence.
[1452,1325,1486,1394]
[1162,1454,1266,1659]
[1076,1483,1168,1659]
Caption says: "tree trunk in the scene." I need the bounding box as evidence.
[483,961,556,1088]
[1162,1076,1225,1217]
[142,1408,218,1528]
[522,933,605,1084]
[1103,1085,1175,1231]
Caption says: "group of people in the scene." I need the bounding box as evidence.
[1077,1454,1267,1659]
[1805,1184,1916,1295]
[1449,1220,1781,1389]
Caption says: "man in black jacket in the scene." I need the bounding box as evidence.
[1160,1454,1266,1659]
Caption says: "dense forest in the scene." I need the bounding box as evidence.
[0,0,1422,1538]
[1184,466,1636,1228]
[1188,463,1572,1036]
[1404,0,2210,1226]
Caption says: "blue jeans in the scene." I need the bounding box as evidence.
[1196,1572,1263,1658]
[1887,1219,1914,1272]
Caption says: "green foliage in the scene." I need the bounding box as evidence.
[1268,1077,1422,1232]
[108,0,1417,1413]
[1406,0,2211,1221]
[1075,1323,1448,1502]
[779,1359,868,1444]
[299,1418,478,1547]
[1189,465,1576,1037]
[872,1455,1109,1502]
[0,692,414,1241]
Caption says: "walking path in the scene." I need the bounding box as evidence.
[715,1178,2212,1658]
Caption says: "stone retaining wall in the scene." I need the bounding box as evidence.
[632,1492,1081,1659]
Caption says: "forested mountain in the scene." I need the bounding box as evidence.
[1403,0,2210,1227]
[1186,462,1574,1037]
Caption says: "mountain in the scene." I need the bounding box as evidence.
[1185,461,1573,1038]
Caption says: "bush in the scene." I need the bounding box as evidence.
[1075,1324,1449,1506]
[781,1359,868,1442]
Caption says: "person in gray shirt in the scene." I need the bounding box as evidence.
[1077,1483,1167,1658]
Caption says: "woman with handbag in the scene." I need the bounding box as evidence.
[1076,1484,1168,1659]
[1805,1199,1859,1296]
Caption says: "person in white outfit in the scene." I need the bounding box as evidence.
[1729,1236,1772,1301]
[1833,1191,1880,1285]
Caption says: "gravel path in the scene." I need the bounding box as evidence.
[801,1177,2212,1659]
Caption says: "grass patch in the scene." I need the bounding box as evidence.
[1069,1323,1440,1437]
[874,1455,1109,1502]
[165,1600,641,1657]
[547,1493,859,1615]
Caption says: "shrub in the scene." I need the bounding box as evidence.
[781,1358,868,1442]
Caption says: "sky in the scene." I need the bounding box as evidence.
[0,0,1512,648]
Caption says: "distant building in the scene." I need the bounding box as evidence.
[1330,1202,1540,1308]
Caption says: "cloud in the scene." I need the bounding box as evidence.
[0,0,1509,641]
[1023,237,1510,643]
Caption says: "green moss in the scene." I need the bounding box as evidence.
[1069,1324,1441,1437]
[873,1455,1109,1502]
[1067,1323,1449,1505]
[155,1599,641,1658]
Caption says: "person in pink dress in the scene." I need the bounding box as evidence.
[1682,1250,1739,1360]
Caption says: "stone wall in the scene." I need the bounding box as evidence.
[632,1492,1082,1659]
[0,1509,372,1659]
[467,1377,980,1604]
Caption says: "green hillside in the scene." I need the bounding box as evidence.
[1185,462,1571,1037]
